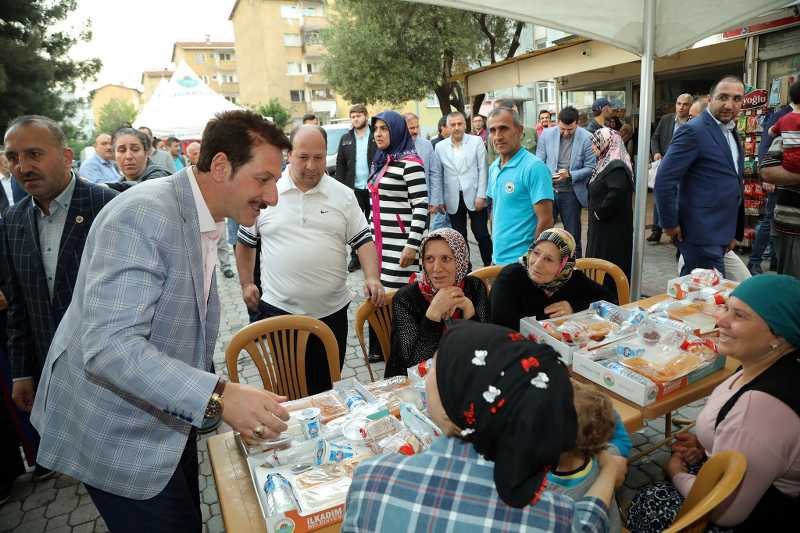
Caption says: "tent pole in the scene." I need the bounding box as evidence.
[631,0,656,300]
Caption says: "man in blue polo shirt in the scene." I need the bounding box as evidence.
[78,133,120,184]
[487,107,554,265]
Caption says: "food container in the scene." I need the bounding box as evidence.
[315,440,355,465]
[297,407,322,440]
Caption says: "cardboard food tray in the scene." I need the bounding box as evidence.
[246,451,349,533]
[572,347,726,406]
[520,308,635,365]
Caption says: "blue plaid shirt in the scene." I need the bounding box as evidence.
[343,437,609,533]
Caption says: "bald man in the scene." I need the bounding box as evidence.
[186,141,201,166]
[236,125,384,393]
[649,93,694,242]
[79,133,120,184]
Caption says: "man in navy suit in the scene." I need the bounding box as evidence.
[655,76,746,276]
[1,116,117,479]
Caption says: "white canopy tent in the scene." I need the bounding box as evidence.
[407,0,787,298]
[133,61,241,141]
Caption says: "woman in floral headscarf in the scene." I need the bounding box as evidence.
[490,228,612,330]
[385,228,490,377]
[369,110,429,289]
[587,127,635,287]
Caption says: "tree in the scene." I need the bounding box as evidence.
[0,0,101,134]
[253,99,292,130]
[95,98,138,135]
[323,0,523,116]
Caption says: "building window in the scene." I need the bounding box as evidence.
[306,62,321,74]
[290,90,305,102]
[311,88,332,100]
[194,52,205,64]
[534,37,547,50]
[304,31,321,45]
[225,96,238,104]
[283,33,302,47]
[281,4,300,18]
[537,82,555,105]
[303,5,321,16]
[425,93,439,108]
[201,75,209,84]
[218,52,232,61]
[287,62,303,75]
[221,74,237,84]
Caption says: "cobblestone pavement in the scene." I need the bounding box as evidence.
[0,193,753,532]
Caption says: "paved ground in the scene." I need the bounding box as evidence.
[0,192,759,532]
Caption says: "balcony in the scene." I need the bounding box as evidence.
[304,73,327,85]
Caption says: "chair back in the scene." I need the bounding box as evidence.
[469,265,503,294]
[354,291,396,380]
[575,257,631,305]
[225,315,340,400]
[663,450,748,533]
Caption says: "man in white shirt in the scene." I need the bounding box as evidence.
[236,125,385,394]
[435,111,491,266]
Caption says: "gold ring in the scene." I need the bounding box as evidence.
[254,425,265,438]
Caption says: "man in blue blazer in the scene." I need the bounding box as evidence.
[655,76,746,277]
[535,106,596,257]
[30,111,293,532]
[435,111,491,265]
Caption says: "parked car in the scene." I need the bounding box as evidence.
[322,122,351,177]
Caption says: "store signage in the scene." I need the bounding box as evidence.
[723,15,800,39]
[742,89,768,109]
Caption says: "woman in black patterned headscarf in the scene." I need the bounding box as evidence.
[490,228,613,330]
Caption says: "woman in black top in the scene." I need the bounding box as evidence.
[586,127,634,288]
[386,228,489,377]
[491,228,612,331]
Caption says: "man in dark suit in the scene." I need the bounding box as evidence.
[648,93,693,242]
[655,77,745,277]
[335,104,377,272]
[1,115,117,479]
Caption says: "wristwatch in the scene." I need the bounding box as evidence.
[204,377,227,420]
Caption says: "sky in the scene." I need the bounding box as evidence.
[65,0,236,92]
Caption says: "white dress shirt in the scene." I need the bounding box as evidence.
[186,166,221,316]
[707,108,739,173]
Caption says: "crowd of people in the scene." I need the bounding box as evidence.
[0,73,798,532]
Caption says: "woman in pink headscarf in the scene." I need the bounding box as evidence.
[587,127,635,286]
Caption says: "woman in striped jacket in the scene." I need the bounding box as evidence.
[368,111,429,288]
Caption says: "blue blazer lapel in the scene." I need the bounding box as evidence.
[703,112,737,174]
[174,170,208,342]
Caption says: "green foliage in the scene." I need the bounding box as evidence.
[322,0,522,114]
[0,0,101,134]
[253,99,292,130]
[96,99,137,135]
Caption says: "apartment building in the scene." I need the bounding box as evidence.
[171,40,240,104]
[89,84,141,126]
[141,69,174,104]
[229,0,337,121]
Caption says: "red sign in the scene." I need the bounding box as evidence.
[724,15,800,39]
[742,89,768,109]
